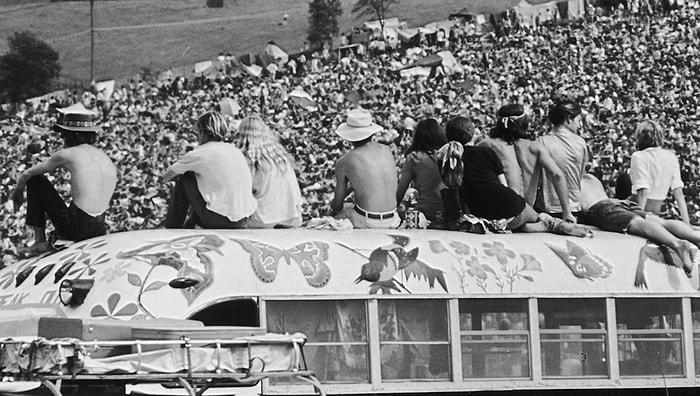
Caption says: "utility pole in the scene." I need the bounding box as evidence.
[90,0,95,90]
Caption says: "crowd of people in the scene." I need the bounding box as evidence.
[1,2,700,264]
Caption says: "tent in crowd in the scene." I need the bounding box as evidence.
[238,53,255,67]
[363,17,405,32]
[399,51,463,76]
[424,20,458,32]
[24,89,70,109]
[264,42,289,64]
[449,0,584,22]
[399,67,431,79]
[242,63,263,78]
[256,52,274,68]
[514,0,585,26]
[95,80,115,100]
[288,89,317,111]
[193,60,219,78]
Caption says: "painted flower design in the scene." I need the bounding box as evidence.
[100,262,131,283]
[483,241,516,265]
[449,241,471,256]
[90,293,138,319]
[465,257,495,280]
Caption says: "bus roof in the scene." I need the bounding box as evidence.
[0,229,696,320]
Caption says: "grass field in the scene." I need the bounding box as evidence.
[0,0,516,83]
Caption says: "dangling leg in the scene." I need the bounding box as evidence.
[164,173,192,229]
[628,216,696,277]
[22,176,69,255]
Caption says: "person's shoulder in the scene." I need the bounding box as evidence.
[467,144,497,157]
[405,150,425,161]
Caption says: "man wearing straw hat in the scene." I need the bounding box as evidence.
[331,108,400,228]
[11,103,117,256]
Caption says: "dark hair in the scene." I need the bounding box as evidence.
[548,101,582,126]
[61,131,97,147]
[351,136,373,147]
[445,116,474,144]
[196,111,227,142]
[490,104,529,144]
[407,118,447,154]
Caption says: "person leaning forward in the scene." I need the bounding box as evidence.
[163,111,256,229]
[11,103,117,256]
[331,108,400,229]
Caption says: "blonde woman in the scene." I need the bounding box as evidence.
[630,119,690,225]
[235,115,303,228]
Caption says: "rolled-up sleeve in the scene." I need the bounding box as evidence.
[629,153,650,193]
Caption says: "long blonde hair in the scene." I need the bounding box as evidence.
[235,114,292,171]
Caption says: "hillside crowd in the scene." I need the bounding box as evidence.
[1,2,700,262]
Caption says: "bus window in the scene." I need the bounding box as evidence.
[189,298,259,326]
[616,298,683,377]
[690,299,700,376]
[378,300,449,381]
[266,300,368,383]
[538,298,607,378]
[459,299,529,379]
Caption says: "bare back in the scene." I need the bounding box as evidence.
[60,145,117,215]
[580,174,609,211]
[334,142,398,212]
[477,137,523,194]
[514,139,542,206]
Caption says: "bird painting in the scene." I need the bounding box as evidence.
[546,240,612,280]
[634,241,689,289]
[352,235,448,294]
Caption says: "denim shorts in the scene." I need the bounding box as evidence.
[583,199,647,233]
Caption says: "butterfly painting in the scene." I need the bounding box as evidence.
[547,240,612,280]
[231,239,331,288]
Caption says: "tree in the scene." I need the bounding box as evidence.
[0,31,61,104]
[308,0,343,50]
[352,0,397,40]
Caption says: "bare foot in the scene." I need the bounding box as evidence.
[677,241,697,278]
[18,241,51,259]
[553,220,594,238]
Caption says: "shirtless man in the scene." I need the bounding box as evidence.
[580,174,699,277]
[479,104,575,222]
[11,104,117,256]
[331,108,400,228]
